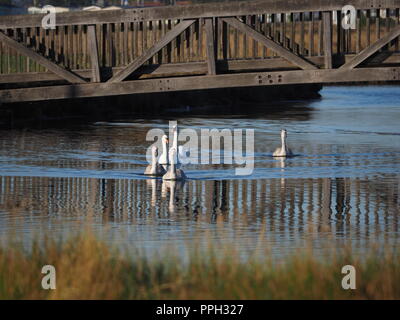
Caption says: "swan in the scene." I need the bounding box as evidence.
[145,146,166,176]
[163,148,187,181]
[158,135,169,170]
[171,124,181,167]
[273,129,294,157]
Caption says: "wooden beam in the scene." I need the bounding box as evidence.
[108,19,195,83]
[205,18,216,75]
[2,53,400,85]
[0,71,91,84]
[341,24,400,70]
[222,17,317,70]
[2,0,400,28]
[323,11,333,69]
[0,31,86,84]
[87,25,101,83]
[2,67,399,103]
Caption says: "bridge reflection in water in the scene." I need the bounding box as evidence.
[0,173,398,257]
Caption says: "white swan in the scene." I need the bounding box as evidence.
[158,135,169,170]
[273,129,294,157]
[145,146,166,176]
[163,148,187,181]
[171,124,181,167]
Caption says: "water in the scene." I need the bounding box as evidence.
[0,86,399,258]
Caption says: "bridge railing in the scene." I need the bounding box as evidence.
[0,0,399,84]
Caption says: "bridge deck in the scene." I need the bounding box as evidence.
[0,0,400,104]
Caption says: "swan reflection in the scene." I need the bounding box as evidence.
[162,180,186,213]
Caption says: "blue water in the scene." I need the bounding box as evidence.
[0,85,399,258]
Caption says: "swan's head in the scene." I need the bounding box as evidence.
[281,129,288,140]
[162,135,169,145]
[173,124,178,133]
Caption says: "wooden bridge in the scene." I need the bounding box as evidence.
[0,0,400,104]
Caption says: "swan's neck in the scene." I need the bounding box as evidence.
[281,135,287,152]
[162,141,168,155]
[173,128,178,149]
[152,154,157,167]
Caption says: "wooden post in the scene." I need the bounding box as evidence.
[290,13,295,52]
[87,25,101,83]
[323,11,333,69]
[318,12,323,56]
[309,12,314,57]
[356,10,361,53]
[300,12,304,55]
[205,18,216,75]
[366,9,371,47]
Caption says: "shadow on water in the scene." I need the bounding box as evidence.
[0,84,321,128]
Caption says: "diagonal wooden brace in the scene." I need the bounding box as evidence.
[0,30,87,84]
[222,17,317,70]
[108,19,196,83]
[340,24,400,70]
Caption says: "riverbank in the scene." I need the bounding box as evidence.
[0,232,399,300]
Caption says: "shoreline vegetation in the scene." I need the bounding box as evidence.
[0,232,399,300]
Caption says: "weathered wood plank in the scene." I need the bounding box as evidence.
[318,12,323,56]
[87,25,101,82]
[2,67,399,103]
[0,30,86,84]
[341,24,400,69]
[108,19,195,83]
[205,18,216,75]
[222,17,317,70]
[309,12,314,57]
[366,9,371,47]
[336,10,342,54]
[290,13,295,52]
[2,53,400,85]
[2,0,400,28]
[323,11,333,69]
[356,10,361,53]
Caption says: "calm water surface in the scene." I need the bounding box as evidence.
[0,86,399,257]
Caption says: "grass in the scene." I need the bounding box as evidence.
[0,232,399,300]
